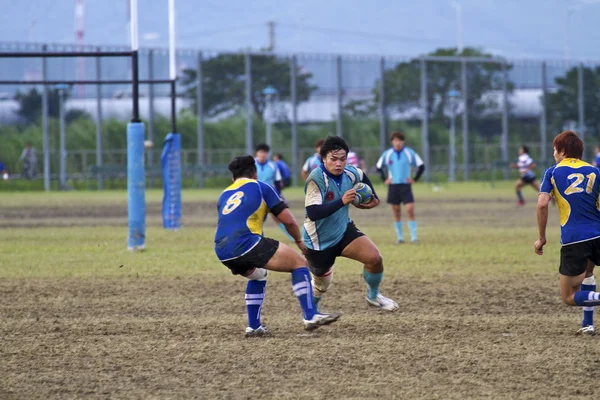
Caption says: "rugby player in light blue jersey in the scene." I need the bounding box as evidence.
[510,145,540,207]
[376,131,425,244]
[215,155,341,337]
[535,130,600,336]
[303,136,399,312]
[301,139,324,181]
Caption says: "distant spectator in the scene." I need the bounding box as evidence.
[272,153,291,189]
[593,145,600,167]
[0,160,8,180]
[19,142,37,179]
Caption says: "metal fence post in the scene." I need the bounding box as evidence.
[197,51,205,188]
[540,61,548,165]
[58,87,66,189]
[501,61,509,180]
[148,49,155,188]
[461,59,469,181]
[379,56,387,154]
[420,57,430,182]
[578,63,585,156]
[95,49,104,190]
[336,55,343,137]
[245,53,253,155]
[291,55,299,187]
[42,45,50,191]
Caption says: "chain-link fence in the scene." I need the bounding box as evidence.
[1,41,598,189]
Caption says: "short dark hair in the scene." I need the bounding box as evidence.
[255,143,270,153]
[274,153,284,161]
[521,145,529,154]
[315,139,325,149]
[554,130,583,159]
[390,131,405,142]
[320,136,349,159]
[228,155,257,179]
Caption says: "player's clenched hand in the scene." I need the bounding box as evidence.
[355,197,380,209]
[295,240,308,255]
[534,237,546,255]
[406,178,415,184]
[384,178,392,185]
[341,189,357,205]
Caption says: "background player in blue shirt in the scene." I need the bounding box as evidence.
[376,131,425,244]
[535,130,600,335]
[301,139,324,181]
[592,145,600,168]
[214,155,340,337]
[272,153,291,189]
[303,136,399,313]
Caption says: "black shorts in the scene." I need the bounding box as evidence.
[221,237,279,275]
[521,175,536,184]
[387,184,414,205]
[305,222,365,276]
[282,178,291,188]
[559,237,600,276]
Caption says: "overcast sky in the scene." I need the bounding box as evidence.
[1,0,600,60]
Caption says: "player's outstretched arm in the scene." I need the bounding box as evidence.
[276,208,307,254]
[534,193,551,255]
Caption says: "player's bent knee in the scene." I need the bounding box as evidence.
[312,270,333,295]
[244,268,268,281]
[366,252,383,266]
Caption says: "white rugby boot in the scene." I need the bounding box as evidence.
[245,325,271,338]
[576,325,595,336]
[303,312,342,331]
[366,294,399,311]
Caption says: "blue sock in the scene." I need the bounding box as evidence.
[407,220,417,242]
[292,267,315,320]
[394,221,404,241]
[363,270,383,301]
[517,191,524,202]
[581,276,596,327]
[279,223,295,241]
[574,291,600,306]
[245,280,266,329]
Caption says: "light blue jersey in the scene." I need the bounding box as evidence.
[302,164,363,251]
[376,147,424,184]
[255,159,282,187]
[302,154,322,173]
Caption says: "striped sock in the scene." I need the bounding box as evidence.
[292,267,315,320]
[245,280,266,329]
[574,291,600,306]
[582,276,596,327]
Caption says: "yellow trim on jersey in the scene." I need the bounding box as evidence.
[224,177,255,191]
[551,176,571,226]
[555,158,591,169]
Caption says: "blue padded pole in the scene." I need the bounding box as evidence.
[127,122,146,250]
[161,133,182,230]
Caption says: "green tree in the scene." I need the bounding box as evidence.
[546,66,600,135]
[180,54,317,119]
[14,88,62,123]
[376,48,512,124]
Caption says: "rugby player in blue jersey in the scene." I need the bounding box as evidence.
[376,131,425,244]
[303,136,399,312]
[215,155,340,337]
[535,130,600,335]
[301,139,324,181]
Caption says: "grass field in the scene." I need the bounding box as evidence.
[1,182,596,399]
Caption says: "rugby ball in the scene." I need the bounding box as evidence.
[352,182,373,206]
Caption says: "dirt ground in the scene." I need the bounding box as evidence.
[2,193,597,399]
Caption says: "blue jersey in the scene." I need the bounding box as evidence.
[302,154,322,173]
[302,164,363,251]
[595,153,600,167]
[214,178,284,261]
[276,160,291,180]
[255,160,281,187]
[376,147,424,184]
[540,158,600,245]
